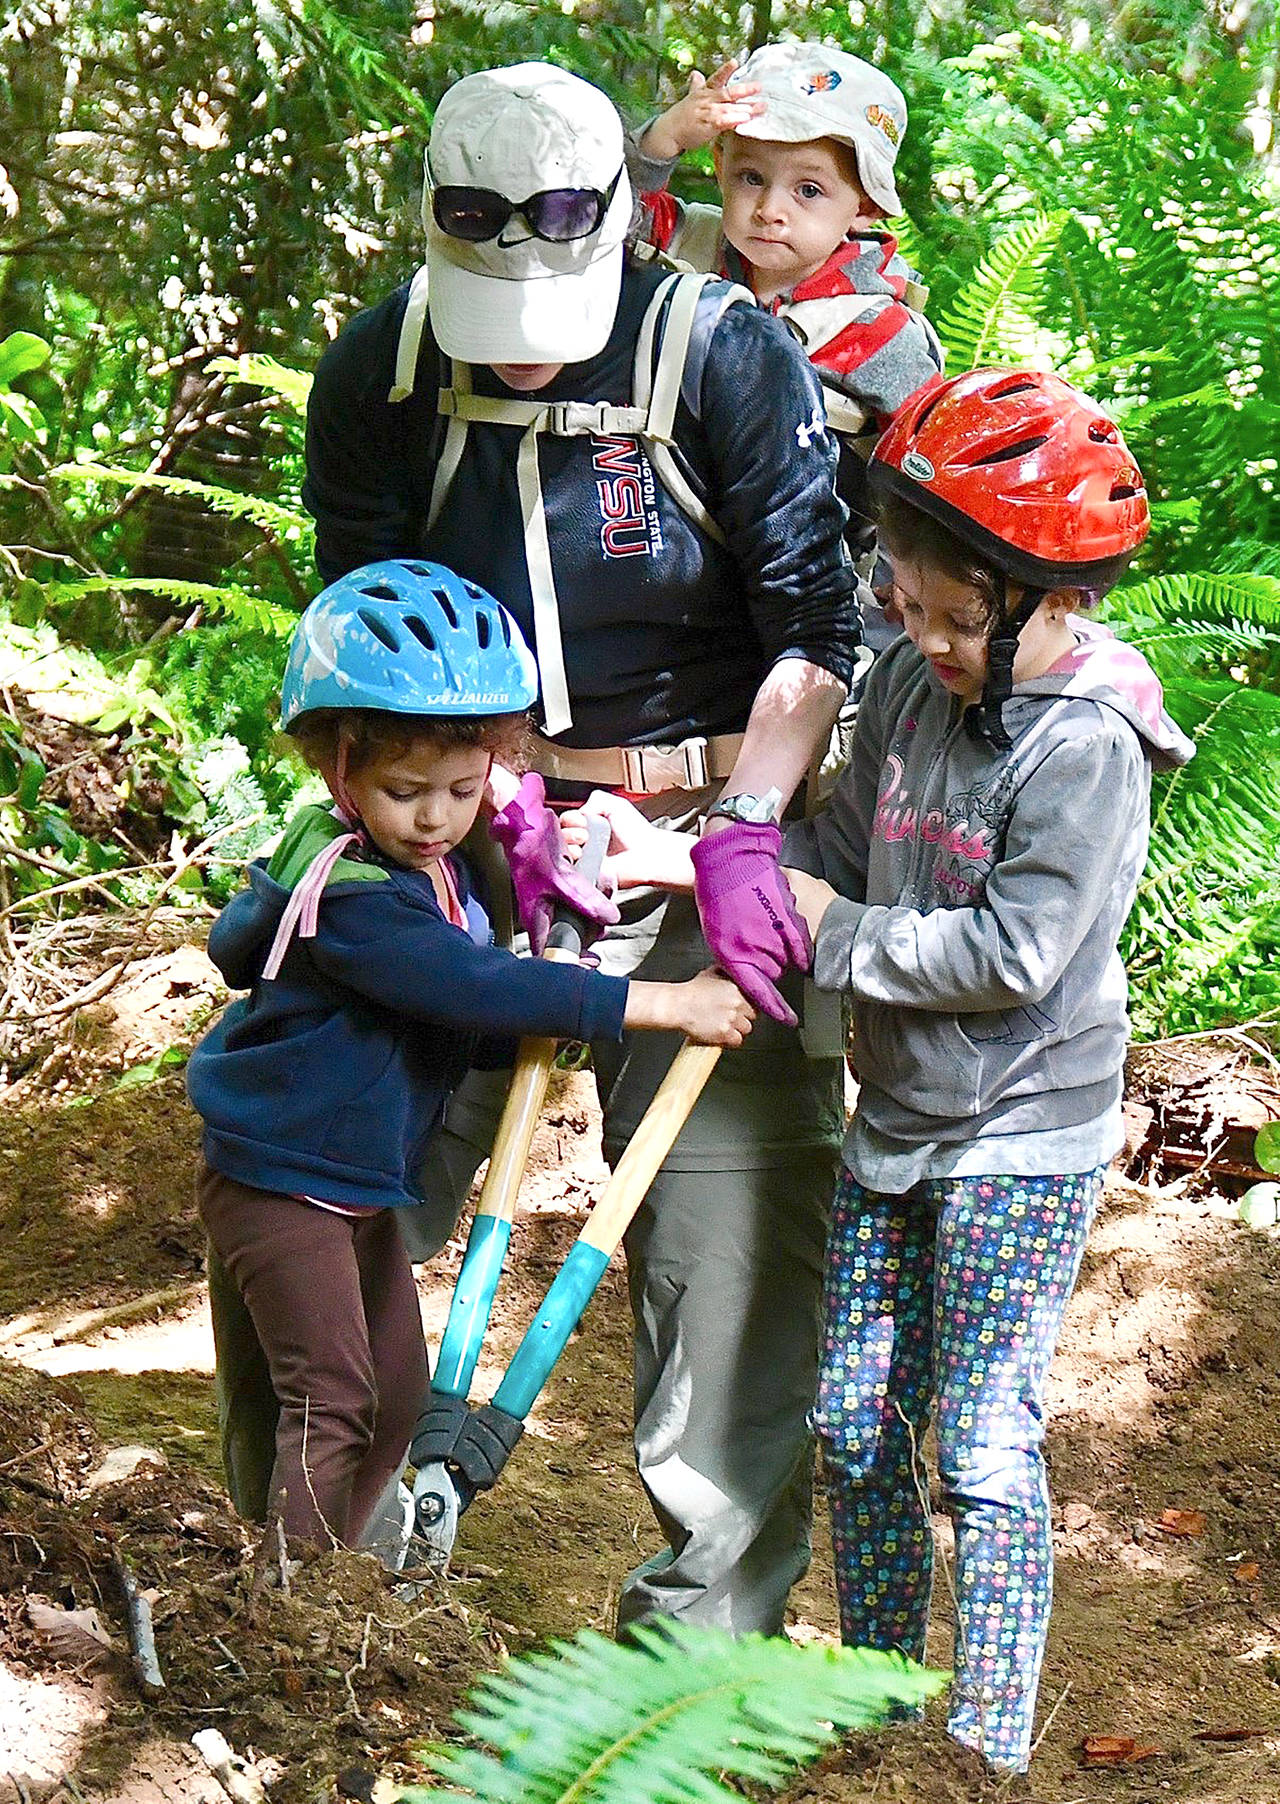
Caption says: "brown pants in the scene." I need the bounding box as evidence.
[197,1162,427,1548]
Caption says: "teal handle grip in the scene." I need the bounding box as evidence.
[433,1214,512,1399]
[492,1241,612,1419]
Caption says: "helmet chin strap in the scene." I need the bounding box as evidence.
[969,572,1047,753]
[326,733,364,831]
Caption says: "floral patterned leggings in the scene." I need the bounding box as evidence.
[813,1166,1103,1772]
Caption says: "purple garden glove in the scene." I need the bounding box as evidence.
[690,820,812,1026]
[490,772,620,955]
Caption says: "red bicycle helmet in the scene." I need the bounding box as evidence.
[869,368,1149,749]
[870,366,1149,589]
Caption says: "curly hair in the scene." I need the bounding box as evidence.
[286,707,531,777]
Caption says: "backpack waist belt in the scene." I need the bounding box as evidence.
[529,730,743,794]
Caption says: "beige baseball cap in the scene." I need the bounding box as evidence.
[423,63,632,365]
[732,43,906,216]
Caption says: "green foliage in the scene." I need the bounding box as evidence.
[933,212,1068,370]
[0,330,50,463]
[206,354,314,417]
[50,463,312,551]
[0,608,297,912]
[44,575,298,642]
[403,1622,944,1804]
[1104,573,1280,1037]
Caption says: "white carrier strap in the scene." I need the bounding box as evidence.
[820,384,872,440]
[387,267,753,738]
[388,263,433,405]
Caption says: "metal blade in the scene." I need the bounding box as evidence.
[411,1459,461,1560]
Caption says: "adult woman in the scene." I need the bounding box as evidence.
[297,61,862,1632]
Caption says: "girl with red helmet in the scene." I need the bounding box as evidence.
[573,366,1193,1771]
[780,367,1194,1770]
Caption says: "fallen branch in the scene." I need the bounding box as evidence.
[0,1437,54,1476]
[45,1281,204,1348]
[6,814,257,1024]
[112,1550,165,1697]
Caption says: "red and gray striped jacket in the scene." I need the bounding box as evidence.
[636,187,943,431]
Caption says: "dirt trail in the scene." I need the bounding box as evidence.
[3,1044,1280,1803]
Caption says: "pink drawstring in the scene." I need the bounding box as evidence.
[262,735,366,981]
[261,827,361,980]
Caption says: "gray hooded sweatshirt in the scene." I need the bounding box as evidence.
[785,620,1195,1191]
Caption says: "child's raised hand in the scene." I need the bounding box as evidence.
[640,63,765,161]
[562,790,697,893]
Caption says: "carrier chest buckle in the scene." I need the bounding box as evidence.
[621,737,709,793]
[546,402,648,438]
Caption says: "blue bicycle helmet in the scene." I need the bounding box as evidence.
[280,560,538,728]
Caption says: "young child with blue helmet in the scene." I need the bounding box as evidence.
[186,558,753,1552]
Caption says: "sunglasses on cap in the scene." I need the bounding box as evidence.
[428,167,623,245]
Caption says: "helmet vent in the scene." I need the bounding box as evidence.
[360,583,401,603]
[403,561,432,576]
[404,615,437,652]
[1089,422,1118,443]
[433,588,459,629]
[462,581,486,600]
[972,434,1048,467]
[988,377,1038,399]
[476,611,492,650]
[1109,482,1140,500]
[358,608,401,651]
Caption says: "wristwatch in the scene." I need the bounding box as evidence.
[704,787,783,827]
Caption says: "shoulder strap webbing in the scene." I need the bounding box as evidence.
[664,203,725,280]
[633,270,754,545]
[820,385,871,438]
[388,264,432,405]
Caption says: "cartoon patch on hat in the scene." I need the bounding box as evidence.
[802,70,842,96]
[864,102,901,147]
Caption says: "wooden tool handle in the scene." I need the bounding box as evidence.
[578,1040,722,1253]
[473,812,611,1224]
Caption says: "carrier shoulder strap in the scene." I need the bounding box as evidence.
[631,270,754,545]
[820,384,872,442]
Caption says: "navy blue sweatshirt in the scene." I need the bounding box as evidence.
[187,806,629,1209]
[302,261,862,750]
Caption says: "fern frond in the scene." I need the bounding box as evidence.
[405,1623,944,1804]
[50,462,311,542]
[207,353,314,415]
[934,212,1067,369]
[1108,571,1280,630]
[43,576,298,639]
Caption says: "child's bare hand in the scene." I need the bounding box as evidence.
[677,967,756,1047]
[563,790,696,893]
[782,868,840,939]
[640,62,765,161]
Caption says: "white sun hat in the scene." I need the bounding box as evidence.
[732,43,907,217]
[423,63,632,365]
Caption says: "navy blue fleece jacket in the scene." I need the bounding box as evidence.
[187,806,628,1209]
